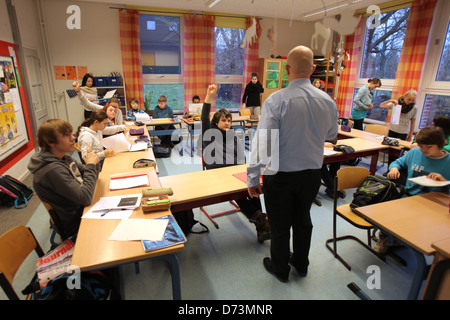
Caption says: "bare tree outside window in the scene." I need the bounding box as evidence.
[360,8,410,79]
[436,20,450,81]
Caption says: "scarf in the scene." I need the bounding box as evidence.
[398,96,415,114]
[80,86,97,94]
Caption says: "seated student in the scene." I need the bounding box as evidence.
[72,81,123,125]
[153,95,177,148]
[102,104,118,127]
[124,98,146,121]
[432,115,450,152]
[76,110,126,167]
[201,84,270,243]
[27,119,100,239]
[374,126,450,253]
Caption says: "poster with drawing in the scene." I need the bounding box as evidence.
[0,56,29,161]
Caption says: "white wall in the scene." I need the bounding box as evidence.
[42,0,123,129]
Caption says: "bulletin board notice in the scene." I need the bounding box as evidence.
[0,55,29,162]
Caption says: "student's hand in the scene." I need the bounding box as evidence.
[122,126,128,134]
[72,81,80,91]
[324,142,334,148]
[205,84,218,103]
[406,134,413,142]
[366,104,373,110]
[104,148,115,157]
[248,185,263,198]
[84,145,99,165]
[427,172,446,182]
[387,167,400,180]
[241,103,246,109]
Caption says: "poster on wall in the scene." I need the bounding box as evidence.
[0,55,29,162]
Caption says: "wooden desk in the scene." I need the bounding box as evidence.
[71,168,184,299]
[355,192,450,299]
[159,164,249,213]
[181,118,201,157]
[323,137,389,174]
[338,127,415,150]
[422,236,450,299]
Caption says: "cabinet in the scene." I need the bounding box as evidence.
[258,58,288,105]
[311,53,337,99]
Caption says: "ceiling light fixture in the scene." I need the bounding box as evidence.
[206,0,223,8]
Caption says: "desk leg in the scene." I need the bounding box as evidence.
[161,254,182,300]
[369,153,378,175]
[408,249,427,300]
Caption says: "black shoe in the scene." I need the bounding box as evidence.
[263,257,289,283]
[288,253,308,277]
[338,190,347,199]
[313,198,322,206]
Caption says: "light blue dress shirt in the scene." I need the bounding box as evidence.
[247,78,339,187]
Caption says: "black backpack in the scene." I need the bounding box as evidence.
[153,146,171,158]
[350,175,405,212]
[0,175,33,209]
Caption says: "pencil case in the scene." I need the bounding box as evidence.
[130,127,144,135]
[142,188,173,197]
[141,195,171,213]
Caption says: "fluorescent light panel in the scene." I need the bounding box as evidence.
[206,0,222,8]
[303,0,363,18]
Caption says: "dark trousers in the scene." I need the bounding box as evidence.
[353,119,364,130]
[155,124,176,146]
[387,130,407,166]
[235,197,262,219]
[321,162,341,191]
[263,169,321,275]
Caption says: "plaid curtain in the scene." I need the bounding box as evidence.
[242,17,262,98]
[119,9,144,108]
[386,0,437,123]
[183,14,216,111]
[335,19,363,118]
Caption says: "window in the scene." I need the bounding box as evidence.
[435,20,450,82]
[140,14,181,75]
[354,7,410,122]
[360,8,410,79]
[419,94,450,127]
[215,27,245,109]
[140,14,184,111]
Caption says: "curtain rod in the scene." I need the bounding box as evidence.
[109,6,262,20]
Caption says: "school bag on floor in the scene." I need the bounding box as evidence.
[0,175,33,209]
[349,175,405,212]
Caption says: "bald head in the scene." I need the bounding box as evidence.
[286,46,315,79]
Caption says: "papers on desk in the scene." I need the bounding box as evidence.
[324,148,338,156]
[83,194,142,219]
[108,218,168,241]
[109,173,150,190]
[408,176,450,187]
[135,113,151,121]
[102,133,147,153]
[141,215,186,252]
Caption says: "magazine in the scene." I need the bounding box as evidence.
[142,215,186,252]
[36,238,74,288]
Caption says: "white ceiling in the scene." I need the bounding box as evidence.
[79,0,389,21]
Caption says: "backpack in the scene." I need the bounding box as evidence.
[22,271,120,300]
[153,146,171,158]
[172,209,209,236]
[350,175,405,212]
[0,175,34,209]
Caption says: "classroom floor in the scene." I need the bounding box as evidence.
[1,139,427,301]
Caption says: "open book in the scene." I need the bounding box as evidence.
[102,133,147,153]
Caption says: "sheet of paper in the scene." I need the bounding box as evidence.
[102,133,131,153]
[323,148,338,156]
[129,142,147,152]
[83,194,142,219]
[390,104,402,125]
[135,113,150,121]
[103,89,117,99]
[83,208,134,220]
[109,174,149,190]
[108,219,169,241]
[408,176,450,187]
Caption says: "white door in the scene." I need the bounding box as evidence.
[23,48,48,128]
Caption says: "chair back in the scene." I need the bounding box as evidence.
[336,167,370,191]
[0,226,44,300]
[42,201,69,241]
[239,108,251,116]
[365,124,388,136]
